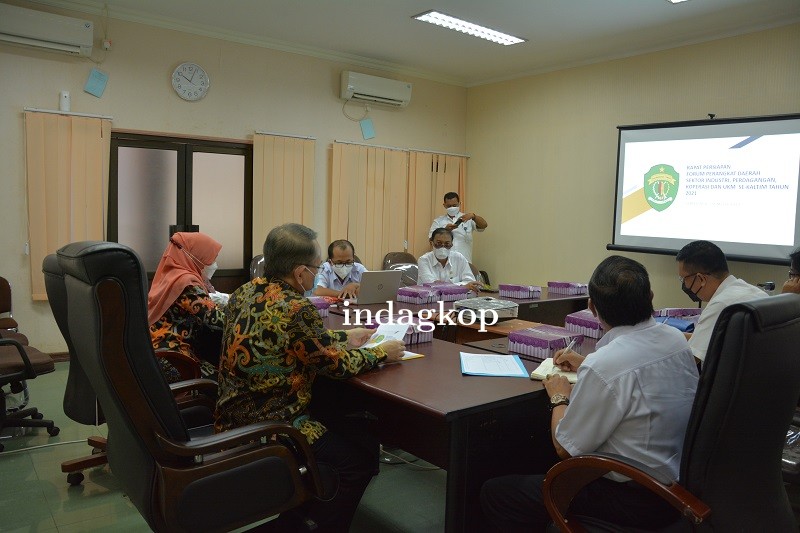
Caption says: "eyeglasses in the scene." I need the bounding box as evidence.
[432,242,453,249]
[303,264,322,272]
[330,261,355,267]
[678,272,705,285]
[789,270,800,279]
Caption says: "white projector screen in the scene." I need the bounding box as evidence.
[610,114,800,265]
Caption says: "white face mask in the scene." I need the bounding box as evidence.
[333,264,354,280]
[202,261,218,280]
[446,206,460,217]
[434,247,450,260]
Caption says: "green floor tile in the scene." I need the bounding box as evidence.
[0,484,56,531]
[43,480,138,527]
[52,511,149,533]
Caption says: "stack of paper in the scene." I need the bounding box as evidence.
[508,325,584,362]
[529,358,577,383]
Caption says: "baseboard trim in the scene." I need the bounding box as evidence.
[50,351,70,362]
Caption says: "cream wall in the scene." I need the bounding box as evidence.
[0,2,467,351]
[467,23,800,311]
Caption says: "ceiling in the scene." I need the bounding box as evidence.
[35,0,800,86]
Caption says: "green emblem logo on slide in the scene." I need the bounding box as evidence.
[644,164,679,212]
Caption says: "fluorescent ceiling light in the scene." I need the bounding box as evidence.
[666,0,691,3]
[412,10,526,46]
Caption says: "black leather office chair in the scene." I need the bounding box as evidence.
[382,251,417,269]
[543,294,800,532]
[56,241,323,531]
[387,263,419,286]
[0,276,19,331]
[250,254,265,280]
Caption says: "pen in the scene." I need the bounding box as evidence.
[555,338,577,370]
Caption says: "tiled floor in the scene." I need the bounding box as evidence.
[0,362,446,532]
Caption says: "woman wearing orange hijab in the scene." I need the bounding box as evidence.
[148,232,225,382]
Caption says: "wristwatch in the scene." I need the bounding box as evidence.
[549,393,570,411]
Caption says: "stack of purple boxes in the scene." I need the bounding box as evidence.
[396,285,439,304]
[421,282,472,302]
[498,284,542,299]
[564,309,603,339]
[547,281,589,295]
[307,296,331,318]
[508,324,584,362]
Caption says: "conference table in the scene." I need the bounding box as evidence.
[316,313,563,532]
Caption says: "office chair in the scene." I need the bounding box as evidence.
[0,276,19,331]
[542,294,800,532]
[0,338,60,452]
[382,251,417,270]
[387,263,419,286]
[56,241,324,531]
[250,253,265,280]
[45,253,216,485]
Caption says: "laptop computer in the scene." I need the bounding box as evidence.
[350,270,403,305]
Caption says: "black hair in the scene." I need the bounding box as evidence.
[444,191,459,203]
[589,255,654,328]
[675,240,729,277]
[790,248,800,271]
[430,228,453,242]
[262,223,318,278]
[327,239,355,260]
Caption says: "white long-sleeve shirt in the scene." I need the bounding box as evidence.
[417,250,476,285]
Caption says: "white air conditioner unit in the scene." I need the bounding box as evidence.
[0,3,93,57]
[340,71,412,108]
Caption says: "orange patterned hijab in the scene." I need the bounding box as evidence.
[147,232,222,325]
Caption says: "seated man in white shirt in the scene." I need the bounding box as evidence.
[676,240,767,364]
[480,255,698,532]
[428,191,487,262]
[313,239,367,299]
[417,228,482,293]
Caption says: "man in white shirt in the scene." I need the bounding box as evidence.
[417,228,482,293]
[313,239,367,299]
[676,240,767,363]
[481,256,698,532]
[428,192,487,262]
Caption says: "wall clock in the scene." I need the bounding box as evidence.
[171,62,209,101]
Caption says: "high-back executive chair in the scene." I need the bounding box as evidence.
[45,254,212,485]
[543,294,800,532]
[55,241,323,531]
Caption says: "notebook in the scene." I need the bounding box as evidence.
[350,270,403,305]
[529,358,578,383]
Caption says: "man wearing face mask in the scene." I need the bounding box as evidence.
[428,191,488,263]
[418,228,482,293]
[314,239,367,299]
[216,223,405,532]
[676,240,767,364]
[148,231,226,382]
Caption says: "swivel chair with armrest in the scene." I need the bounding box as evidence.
[0,276,19,331]
[543,294,800,532]
[56,241,324,531]
[0,338,59,451]
[382,251,417,270]
[44,254,215,485]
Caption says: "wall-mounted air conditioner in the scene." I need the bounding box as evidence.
[0,3,93,57]
[340,71,412,108]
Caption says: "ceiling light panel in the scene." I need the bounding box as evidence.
[413,10,526,46]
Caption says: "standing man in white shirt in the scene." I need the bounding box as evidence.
[676,240,767,364]
[417,228,482,293]
[428,192,487,263]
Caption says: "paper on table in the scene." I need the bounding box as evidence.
[459,352,528,378]
[529,358,577,383]
[402,351,424,360]
[362,323,408,349]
